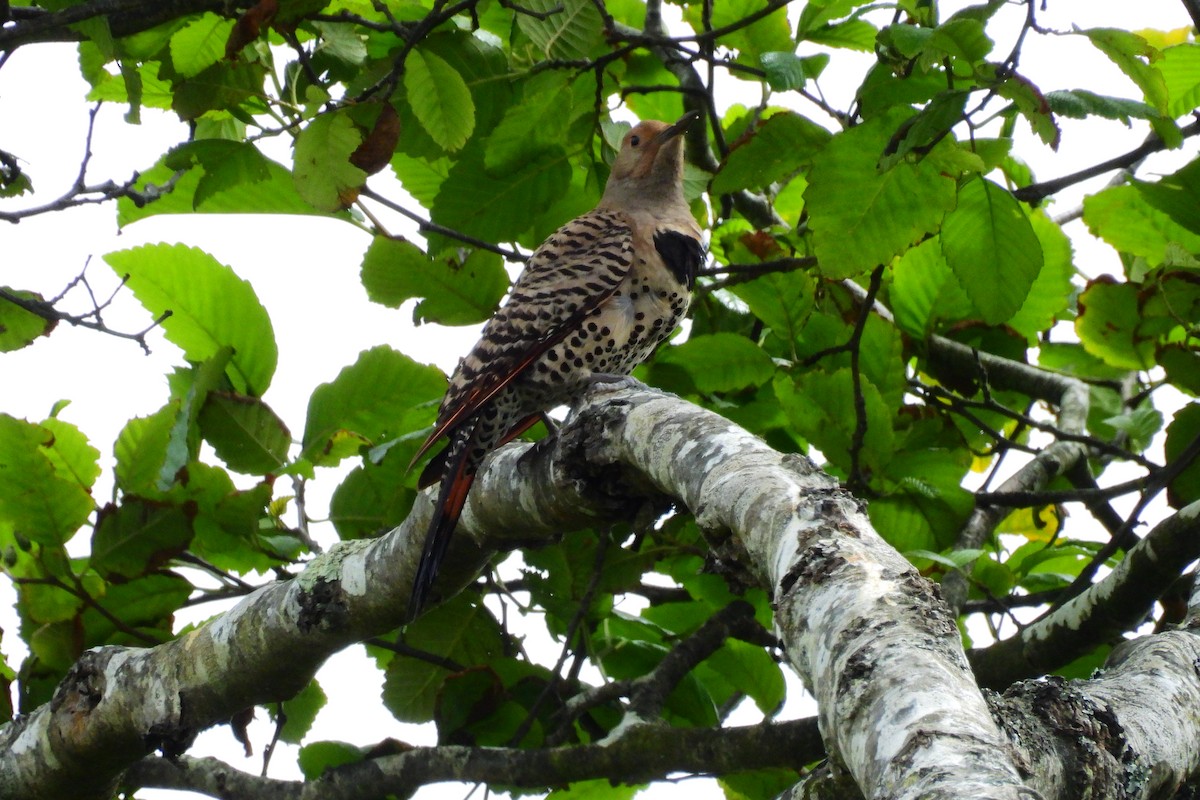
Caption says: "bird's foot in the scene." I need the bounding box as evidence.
[584,373,647,392]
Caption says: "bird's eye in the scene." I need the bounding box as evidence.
[629,135,641,147]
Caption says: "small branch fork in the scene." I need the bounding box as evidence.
[0,271,171,354]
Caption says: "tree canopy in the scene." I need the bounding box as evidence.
[2,1,1200,798]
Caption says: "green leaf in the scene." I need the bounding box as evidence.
[171,60,266,121]
[39,418,101,493]
[517,0,604,60]
[293,110,368,212]
[1159,43,1200,117]
[105,243,278,396]
[1104,407,1164,452]
[404,48,475,152]
[803,19,877,51]
[890,237,972,338]
[1045,89,1164,124]
[383,595,503,722]
[1133,158,1200,237]
[360,237,508,325]
[1165,404,1200,508]
[774,370,894,477]
[711,112,831,195]
[0,414,94,546]
[432,146,572,245]
[1160,344,1200,395]
[928,17,993,62]
[118,156,328,227]
[297,741,365,780]
[166,140,273,209]
[170,13,235,78]
[115,405,177,496]
[657,334,777,394]
[1081,28,1168,112]
[83,573,192,643]
[91,499,193,579]
[329,457,416,540]
[198,392,291,475]
[699,639,785,714]
[272,680,327,744]
[302,346,446,465]
[484,73,575,174]
[1075,278,1154,369]
[684,0,791,60]
[1083,184,1200,267]
[940,176,1043,325]
[548,781,641,800]
[1005,211,1075,342]
[758,52,829,90]
[805,115,958,278]
[995,74,1060,148]
[728,270,816,346]
[0,289,55,351]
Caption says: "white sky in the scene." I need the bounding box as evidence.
[0,2,1197,799]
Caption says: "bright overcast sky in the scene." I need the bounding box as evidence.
[1,3,1197,798]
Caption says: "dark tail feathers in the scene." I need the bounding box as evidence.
[408,433,476,621]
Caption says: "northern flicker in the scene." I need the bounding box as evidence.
[408,111,705,618]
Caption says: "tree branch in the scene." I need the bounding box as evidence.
[124,718,821,799]
[970,498,1200,688]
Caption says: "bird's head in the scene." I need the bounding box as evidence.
[600,110,701,210]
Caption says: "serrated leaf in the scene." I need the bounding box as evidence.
[1081,27,1168,112]
[360,237,508,325]
[1075,278,1154,369]
[293,110,368,212]
[170,14,235,78]
[0,415,94,546]
[758,52,828,90]
[712,112,831,195]
[484,74,574,174]
[774,369,894,476]
[0,289,55,351]
[199,392,291,475]
[940,176,1043,325]
[1045,89,1163,124]
[115,406,176,496]
[1083,184,1200,266]
[105,244,278,396]
[383,595,503,722]
[684,0,791,60]
[39,418,101,492]
[1133,158,1200,237]
[404,48,475,152]
[996,74,1060,148]
[516,0,604,60]
[432,146,572,245]
[728,270,816,346]
[657,333,776,393]
[91,499,193,579]
[118,157,328,228]
[1006,211,1075,342]
[805,115,957,278]
[1160,43,1200,117]
[302,346,446,465]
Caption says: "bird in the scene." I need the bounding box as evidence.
[407,110,706,619]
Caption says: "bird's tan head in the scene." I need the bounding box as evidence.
[600,111,700,210]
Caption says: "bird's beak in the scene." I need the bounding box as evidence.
[659,110,702,142]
